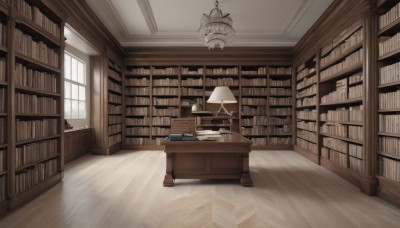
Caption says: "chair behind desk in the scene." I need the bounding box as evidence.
[170,118,196,134]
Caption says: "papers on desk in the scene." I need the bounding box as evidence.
[196,130,221,135]
[196,135,221,141]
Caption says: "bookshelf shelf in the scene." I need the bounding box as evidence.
[378,151,400,160]
[378,17,400,36]
[297,71,316,82]
[296,93,317,99]
[16,153,60,172]
[16,135,61,146]
[15,53,60,73]
[15,86,60,97]
[378,48,400,61]
[378,81,400,89]
[320,98,363,106]
[378,132,400,137]
[319,63,363,84]
[320,120,363,126]
[296,104,317,109]
[320,133,363,144]
[378,109,400,113]
[15,17,61,47]
[320,42,363,71]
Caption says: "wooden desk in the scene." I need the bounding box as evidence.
[161,132,253,187]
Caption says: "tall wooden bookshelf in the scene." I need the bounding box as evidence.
[0,0,66,216]
[107,60,123,150]
[295,56,319,162]
[376,0,400,206]
[123,64,293,150]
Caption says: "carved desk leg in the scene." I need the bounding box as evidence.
[163,153,174,187]
[241,153,253,187]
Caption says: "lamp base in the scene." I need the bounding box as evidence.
[215,103,233,116]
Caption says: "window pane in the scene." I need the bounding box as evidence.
[79,101,86,119]
[65,54,71,79]
[64,99,71,119]
[71,83,79,100]
[79,86,85,101]
[71,58,78,82]
[64,81,71,99]
[71,100,79,119]
[77,61,85,84]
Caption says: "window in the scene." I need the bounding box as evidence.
[64,52,86,119]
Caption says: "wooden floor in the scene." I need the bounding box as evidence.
[1,150,400,228]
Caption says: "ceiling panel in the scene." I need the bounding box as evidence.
[85,0,333,47]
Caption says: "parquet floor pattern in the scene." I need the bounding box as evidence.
[1,150,399,228]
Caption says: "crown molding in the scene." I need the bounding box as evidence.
[137,0,158,34]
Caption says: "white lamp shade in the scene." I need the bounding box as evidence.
[207,86,237,104]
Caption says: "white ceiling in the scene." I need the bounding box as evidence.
[85,0,333,47]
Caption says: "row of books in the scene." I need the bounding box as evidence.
[269,67,292,75]
[181,88,203,96]
[0,88,4,113]
[12,0,60,38]
[108,79,122,93]
[109,68,122,82]
[328,149,347,168]
[153,98,179,106]
[297,121,317,132]
[379,2,400,29]
[127,68,151,75]
[0,149,4,171]
[15,139,58,168]
[296,67,316,81]
[126,107,149,116]
[270,79,291,87]
[153,87,179,96]
[0,23,5,47]
[269,97,292,106]
[152,107,179,117]
[126,78,149,87]
[320,49,363,80]
[126,127,150,136]
[297,84,317,98]
[15,158,58,194]
[250,137,267,145]
[379,33,400,57]
[126,117,151,126]
[152,116,171,126]
[297,75,317,90]
[379,114,400,134]
[15,63,58,93]
[242,67,267,75]
[16,118,58,141]
[181,78,203,86]
[296,96,316,107]
[182,68,203,75]
[108,61,122,73]
[323,137,347,153]
[320,106,364,122]
[349,126,363,141]
[205,78,239,87]
[297,129,317,143]
[242,98,267,105]
[242,78,267,86]
[109,116,122,125]
[379,61,400,86]
[270,88,292,96]
[152,67,179,75]
[379,136,400,156]
[270,107,292,116]
[349,143,363,159]
[126,87,150,96]
[297,109,317,120]
[320,28,363,67]
[15,93,58,114]
[320,85,362,103]
[296,138,317,154]
[242,116,291,125]
[350,156,363,173]
[241,106,268,115]
[379,157,400,182]
[0,118,4,144]
[108,133,121,146]
[349,84,363,99]
[108,93,122,104]
[270,125,292,134]
[125,137,153,145]
[126,97,150,106]
[349,73,363,84]
[153,78,179,87]
[379,89,400,109]
[152,127,170,136]
[242,87,268,95]
[320,123,347,138]
[270,137,292,145]
[0,174,4,202]
[108,104,122,115]
[0,58,4,82]
[242,126,292,135]
[206,67,239,75]
[108,124,121,135]
[15,29,59,68]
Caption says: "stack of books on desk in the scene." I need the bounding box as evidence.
[168,134,195,141]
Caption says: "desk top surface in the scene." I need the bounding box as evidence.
[161,132,252,146]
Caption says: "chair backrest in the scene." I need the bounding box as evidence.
[170,118,196,134]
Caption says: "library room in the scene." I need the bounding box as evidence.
[0,0,400,227]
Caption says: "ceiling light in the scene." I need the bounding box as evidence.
[199,0,235,49]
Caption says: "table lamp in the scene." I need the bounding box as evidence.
[207,86,237,116]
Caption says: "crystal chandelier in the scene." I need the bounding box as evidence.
[199,0,235,49]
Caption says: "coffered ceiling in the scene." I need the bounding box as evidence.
[85,0,333,47]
